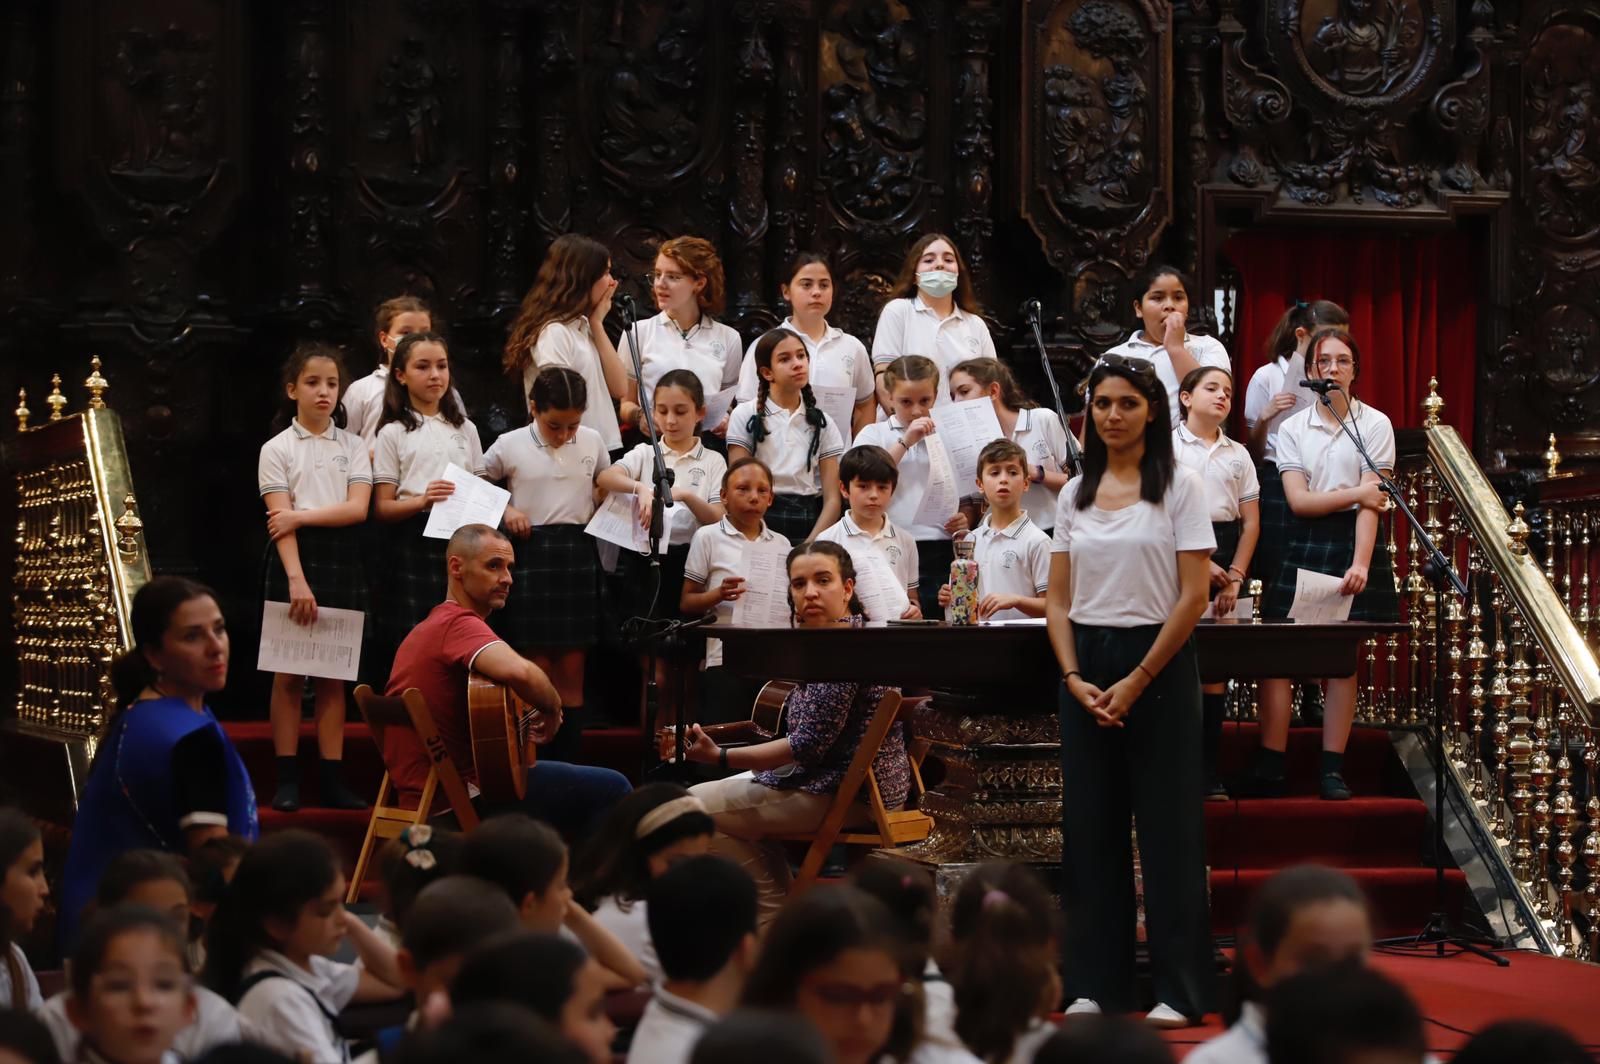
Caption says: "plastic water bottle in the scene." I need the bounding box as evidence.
[947,536,981,626]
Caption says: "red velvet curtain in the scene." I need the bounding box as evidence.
[1223,231,1477,446]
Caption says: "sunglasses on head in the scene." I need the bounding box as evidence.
[1077,352,1158,395]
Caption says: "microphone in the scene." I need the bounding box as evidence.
[1300,378,1340,395]
[675,611,718,632]
[618,292,638,316]
[1021,298,1043,322]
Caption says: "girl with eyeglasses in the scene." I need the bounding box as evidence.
[1249,330,1397,802]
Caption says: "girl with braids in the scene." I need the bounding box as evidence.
[344,295,435,444]
[503,234,628,453]
[727,329,844,544]
[482,365,612,763]
[679,541,907,925]
[0,809,47,1010]
[949,358,1072,534]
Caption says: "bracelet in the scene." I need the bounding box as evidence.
[1064,670,1083,683]
[718,746,729,770]
[1227,565,1245,578]
[895,434,909,449]
[1135,663,1155,682]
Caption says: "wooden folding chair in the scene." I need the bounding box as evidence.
[770,689,934,892]
[346,685,480,904]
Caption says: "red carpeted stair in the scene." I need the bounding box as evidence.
[227,716,1468,936]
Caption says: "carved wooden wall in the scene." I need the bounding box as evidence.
[1,0,1596,713]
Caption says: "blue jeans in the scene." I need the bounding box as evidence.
[516,760,631,839]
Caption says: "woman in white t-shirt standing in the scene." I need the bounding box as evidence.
[1046,354,1216,1028]
[870,233,998,414]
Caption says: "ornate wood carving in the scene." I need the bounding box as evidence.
[281,0,338,319]
[726,1,777,329]
[951,2,999,298]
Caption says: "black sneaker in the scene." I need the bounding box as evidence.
[270,783,301,813]
[1205,779,1232,802]
[1232,772,1287,799]
[1320,771,1352,801]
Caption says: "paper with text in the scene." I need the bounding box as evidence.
[1288,569,1353,622]
[585,492,676,554]
[703,387,738,433]
[258,601,364,682]
[1266,352,1315,438]
[1211,595,1253,620]
[730,539,794,628]
[912,433,962,528]
[931,397,1006,490]
[422,463,510,540]
[845,544,911,621]
[812,385,856,442]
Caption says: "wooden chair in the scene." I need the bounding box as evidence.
[346,685,480,904]
[770,689,934,892]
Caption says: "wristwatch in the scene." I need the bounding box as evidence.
[718,746,729,770]
[1034,464,1046,484]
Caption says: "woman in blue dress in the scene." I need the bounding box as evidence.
[59,577,258,947]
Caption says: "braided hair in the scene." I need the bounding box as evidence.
[784,540,866,622]
[530,365,588,413]
[747,328,828,471]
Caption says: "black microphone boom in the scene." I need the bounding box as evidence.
[1300,378,1339,395]
[1021,297,1083,477]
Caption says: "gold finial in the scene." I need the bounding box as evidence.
[84,357,108,410]
[15,389,29,432]
[1507,501,1531,557]
[1545,433,1562,478]
[46,374,66,421]
[1421,376,1443,428]
[114,494,143,562]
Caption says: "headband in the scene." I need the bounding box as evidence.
[635,795,709,840]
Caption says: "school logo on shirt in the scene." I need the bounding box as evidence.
[885,545,903,565]
[1002,549,1019,569]
[711,340,725,354]
[966,336,980,351]
[1032,441,1049,460]
[581,456,596,477]
[450,432,467,452]
[687,468,706,487]
[1229,459,1244,478]
[333,455,349,472]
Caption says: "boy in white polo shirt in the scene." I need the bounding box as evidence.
[939,439,1051,622]
[814,445,921,620]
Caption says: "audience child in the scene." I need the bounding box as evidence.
[1031,1016,1175,1064]
[937,440,1051,622]
[0,808,47,1012]
[203,830,404,1064]
[390,876,520,1043]
[449,932,616,1064]
[815,445,922,620]
[1451,1020,1591,1064]
[63,905,196,1064]
[458,814,648,989]
[688,1010,831,1064]
[625,855,758,1064]
[871,233,998,412]
[1101,263,1231,429]
[1264,963,1425,1064]
[949,358,1071,533]
[0,1009,62,1064]
[392,1002,586,1064]
[375,825,464,950]
[849,860,963,1057]
[945,862,1060,1064]
[571,785,715,983]
[345,296,435,444]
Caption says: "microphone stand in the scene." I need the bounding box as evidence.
[1317,387,1504,966]
[1025,301,1083,476]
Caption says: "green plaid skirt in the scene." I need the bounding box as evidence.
[1262,508,1399,621]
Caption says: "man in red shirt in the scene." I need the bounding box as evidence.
[385,523,630,836]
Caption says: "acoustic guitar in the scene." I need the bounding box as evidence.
[467,673,541,804]
[656,680,795,764]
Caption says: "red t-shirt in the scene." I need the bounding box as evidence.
[384,600,503,800]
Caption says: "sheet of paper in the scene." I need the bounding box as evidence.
[1266,352,1315,437]
[422,463,511,540]
[812,384,857,442]
[912,434,962,529]
[1211,595,1253,620]
[931,397,1006,490]
[257,601,364,682]
[1287,569,1353,622]
[730,539,794,628]
[585,492,675,554]
[703,386,738,433]
[845,544,911,621]
[981,616,1048,626]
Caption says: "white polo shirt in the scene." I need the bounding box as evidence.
[971,513,1051,620]
[1242,355,1315,464]
[1275,399,1395,502]
[484,423,610,525]
[525,317,623,451]
[852,418,950,541]
[258,420,373,510]
[815,511,920,592]
[1103,332,1232,428]
[726,399,844,496]
[342,367,387,443]
[619,312,743,416]
[237,951,360,1064]
[373,413,486,500]
[735,318,875,407]
[1052,465,1216,627]
[1010,406,1071,530]
[871,295,998,406]
[1173,424,1260,522]
[39,985,250,1063]
[624,987,718,1064]
[614,439,726,541]
[684,518,790,667]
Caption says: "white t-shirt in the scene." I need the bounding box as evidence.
[237,951,360,1064]
[1173,424,1260,522]
[725,400,844,497]
[1186,1001,1266,1064]
[342,368,388,444]
[970,513,1051,620]
[684,518,790,667]
[614,439,726,542]
[258,420,373,510]
[624,987,718,1064]
[1,942,41,1011]
[39,985,251,1062]
[619,312,743,417]
[1275,400,1395,502]
[372,414,486,500]
[1242,356,1315,465]
[591,895,660,985]
[484,423,610,525]
[814,512,920,592]
[1103,332,1232,428]
[1051,465,1216,626]
[1009,407,1071,530]
[852,418,955,542]
[526,317,623,451]
[871,296,998,407]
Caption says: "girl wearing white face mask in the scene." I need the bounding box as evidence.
[870,233,998,415]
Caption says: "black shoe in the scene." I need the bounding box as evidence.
[1205,779,1231,802]
[318,761,369,810]
[1320,771,1352,801]
[271,782,301,813]
[1232,772,1286,799]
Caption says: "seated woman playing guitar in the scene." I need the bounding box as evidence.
[670,539,909,925]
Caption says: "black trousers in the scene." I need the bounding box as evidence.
[1060,623,1216,1017]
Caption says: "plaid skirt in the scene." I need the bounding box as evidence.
[1254,462,1292,593]
[766,493,823,545]
[263,526,369,613]
[1262,509,1400,621]
[493,523,599,651]
[379,513,450,649]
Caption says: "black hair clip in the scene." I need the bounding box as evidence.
[1292,299,1309,311]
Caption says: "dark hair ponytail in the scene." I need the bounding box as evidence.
[530,365,587,414]
[746,328,800,451]
[108,577,218,709]
[947,862,1059,1064]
